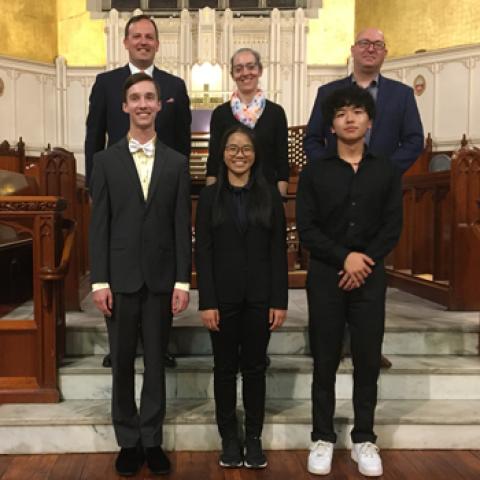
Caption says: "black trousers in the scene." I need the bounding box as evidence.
[106,286,171,448]
[307,259,386,444]
[209,302,271,440]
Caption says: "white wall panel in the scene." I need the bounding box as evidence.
[43,76,58,148]
[469,59,480,140]
[15,72,47,149]
[405,66,434,139]
[66,79,88,151]
[435,61,469,141]
[0,67,16,142]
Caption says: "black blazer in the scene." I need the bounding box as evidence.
[195,184,288,310]
[206,100,290,185]
[89,138,191,293]
[85,65,192,183]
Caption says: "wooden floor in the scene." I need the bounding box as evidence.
[1,450,479,479]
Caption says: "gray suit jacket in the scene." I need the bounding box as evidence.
[89,137,191,293]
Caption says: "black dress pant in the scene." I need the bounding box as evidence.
[307,259,386,444]
[209,302,271,440]
[106,285,171,448]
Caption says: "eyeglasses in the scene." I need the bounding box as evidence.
[225,144,254,156]
[232,63,258,75]
[355,39,386,51]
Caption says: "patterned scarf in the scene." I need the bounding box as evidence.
[230,89,266,129]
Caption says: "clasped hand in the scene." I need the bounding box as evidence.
[338,252,375,291]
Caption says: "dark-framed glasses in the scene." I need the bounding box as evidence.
[225,144,254,156]
[355,39,386,51]
[232,62,258,75]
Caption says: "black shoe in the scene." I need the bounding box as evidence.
[244,437,267,469]
[219,437,243,468]
[145,446,171,475]
[164,352,177,368]
[115,445,144,476]
[102,353,112,368]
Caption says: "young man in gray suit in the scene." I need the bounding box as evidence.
[89,72,191,476]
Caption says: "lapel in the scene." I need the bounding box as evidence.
[146,140,167,209]
[371,74,387,144]
[117,138,145,204]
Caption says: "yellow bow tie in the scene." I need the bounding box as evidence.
[129,138,154,157]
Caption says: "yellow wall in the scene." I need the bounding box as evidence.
[0,0,57,63]
[355,0,480,58]
[307,0,355,65]
[57,0,105,67]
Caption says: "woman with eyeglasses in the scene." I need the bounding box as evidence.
[196,125,288,469]
[206,48,290,199]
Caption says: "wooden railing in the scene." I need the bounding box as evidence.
[0,196,74,403]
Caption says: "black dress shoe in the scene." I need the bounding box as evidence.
[145,446,171,475]
[219,437,243,468]
[244,436,267,469]
[115,445,144,476]
[380,354,392,369]
[102,353,112,368]
[164,352,177,368]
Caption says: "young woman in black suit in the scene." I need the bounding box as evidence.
[195,125,288,469]
[205,48,290,198]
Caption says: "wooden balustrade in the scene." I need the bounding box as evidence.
[0,196,74,403]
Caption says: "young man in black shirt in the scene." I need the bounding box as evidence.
[296,86,402,477]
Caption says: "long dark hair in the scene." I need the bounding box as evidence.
[212,125,272,228]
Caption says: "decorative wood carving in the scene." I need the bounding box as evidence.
[0,196,72,403]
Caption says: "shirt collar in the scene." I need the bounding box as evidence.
[129,63,154,77]
[323,147,375,163]
[351,74,379,88]
[227,177,253,193]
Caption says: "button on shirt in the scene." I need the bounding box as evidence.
[296,151,403,270]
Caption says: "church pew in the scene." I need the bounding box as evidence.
[0,140,89,310]
[387,141,480,310]
[0,169,76,402]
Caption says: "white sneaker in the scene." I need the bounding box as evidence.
[351,442,383,477]
[307,440,334,475]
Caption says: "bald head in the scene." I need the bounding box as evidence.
[351,27,388,78]
[355,28,385,43]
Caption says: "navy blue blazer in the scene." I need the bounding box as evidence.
[85,65,191,184]
[303,74,424,173]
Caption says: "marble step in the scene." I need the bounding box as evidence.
[66,289,480,357]
[1,398,479,453]
[65,322,480,357]
[58,354,480,401]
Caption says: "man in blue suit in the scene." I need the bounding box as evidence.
[304,28,423,174]
[85,14,191,368]
[85,14,191,185]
